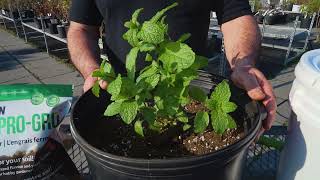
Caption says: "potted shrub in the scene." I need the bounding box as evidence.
[0,0,9,17]
[7,1,20,19]
[56,0,70,38]
[45,0,60,34]
[300,0,320,28]
[13,0,35,21]
[282,0,294,11]
[70,3,265,180]
[32,0,50,29]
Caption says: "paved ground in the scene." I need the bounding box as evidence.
[0,27,294,127]
[0,29,84,97]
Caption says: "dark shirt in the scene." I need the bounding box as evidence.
[70,0,252,73]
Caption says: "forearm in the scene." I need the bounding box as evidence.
[221,15,261,69]
[67,22,101,79]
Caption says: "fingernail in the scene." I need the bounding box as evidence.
[248,88,265,100]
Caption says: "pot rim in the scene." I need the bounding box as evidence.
[70,75,263,165]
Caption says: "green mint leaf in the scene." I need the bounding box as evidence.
[92,81,100,98]
[222,102,237,113]
[131,8,143,26]
[159,42,195,72]
[92,70,103,78]
[180,96,191,106]
[211,110,229,135]
[190,55,209,70]
[158,16,168,34]
[104,101,122,116]
[150,2,178,23]
[210,80,231,102]
[115,77,138,101]
[137,62,158,82]
[183,124,192,131]
[177,111,188,123]
[177,33,191,43]
[176,69,198,87]
[100,59,107,72]
[163,97,180,116]
[124,21,135,28]
[226,114,237,129]
[145,53,153,62]
[138,22,165,44]
[126,47,139,81]
[123,28,140,47]
[139,43,156,52]
[120,101,139,124]
[107,75,122,99]
[189,86,207,102]
[103,61,115,76]
[206,99,219,111]
[134,120,144,137]
[136,91,152,104]
[194,111,209,134]
[142,107,156,125]
[137,74,160,91]
[154,96,164,110]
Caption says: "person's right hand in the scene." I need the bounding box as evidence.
[83,71,108,92]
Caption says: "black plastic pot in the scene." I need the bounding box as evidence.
[70,73,264,180]
[255,14,264,24]
[26,10,34,19]
[57,25,66,38]
[34,18,42,29]
[48,23,58,34]
[265,13,287,25]
[35,17,50,29]
[11,11,19,19]
[44,17,50,28]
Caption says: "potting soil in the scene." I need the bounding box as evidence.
[0,84,80,180]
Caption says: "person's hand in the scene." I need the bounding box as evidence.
[231,65,277,138]
[83,70,108,92]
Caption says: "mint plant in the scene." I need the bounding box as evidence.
[92,3,237,137]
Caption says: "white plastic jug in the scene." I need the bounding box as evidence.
[276,49,320,180]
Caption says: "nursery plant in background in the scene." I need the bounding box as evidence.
[0,0,9,16]
[300,0,320,28]
[56,0,71,38]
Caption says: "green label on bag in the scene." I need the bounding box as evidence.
[46,95,60,107]
[31,93,44,105]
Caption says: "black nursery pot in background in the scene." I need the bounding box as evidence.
[48,18,59,34]
[11,11,19,19]
[57,25,67,38]
[48,23,58,34]
[70,73,264,180]
[265,13,287,25]
[34,18,42,29]
[34,17,50,29]
[26,10,34,19]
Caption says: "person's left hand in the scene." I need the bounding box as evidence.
[231,65,277,138]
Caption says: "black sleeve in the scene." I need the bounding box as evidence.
[213,0,252,25]
[69,0,103,26]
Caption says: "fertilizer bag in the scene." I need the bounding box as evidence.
[0,84,80,180]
